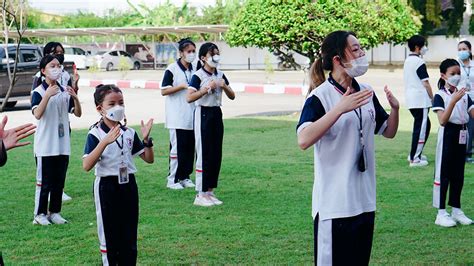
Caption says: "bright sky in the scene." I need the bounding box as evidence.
[28,0,216,16]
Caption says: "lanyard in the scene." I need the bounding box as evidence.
[332,84,364,144]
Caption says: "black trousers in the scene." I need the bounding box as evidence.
[466,116,474,158]
[435,123,466,209]
[314,212,375,266]
[167,129,195,184]
[409,108,431,160]
[94,174,139,265]
[34,155,69,215]
[195,106,224,192]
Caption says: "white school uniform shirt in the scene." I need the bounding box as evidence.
[31,81,75,157]
[432,87,474,124]
[458,58,474,100]
[296,75,389,221]
[188,67,230,107]
[404,54,432,109]
[161,60,196,130]
[83,122,145,177]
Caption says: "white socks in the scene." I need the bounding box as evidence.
[438,208,463,216]
[438,209,448,216]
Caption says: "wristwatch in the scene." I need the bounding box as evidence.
[143,137,154,148]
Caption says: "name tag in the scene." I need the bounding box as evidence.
[58,123,65,138]
[459,130,468,145]
[118,162,129,184]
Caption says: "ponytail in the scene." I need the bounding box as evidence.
[196,60,203,70]
[308,58,325,95]
[437,78,445,90]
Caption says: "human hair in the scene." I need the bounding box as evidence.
[91,84,126,128]
[458,40,472,60]
[438,58,460,90]
[407,35,426,52]
[308,30,356,95]
[43,42,64,55]
[178,38,196,52]
[196,42,219,70]
[36,54,59,87]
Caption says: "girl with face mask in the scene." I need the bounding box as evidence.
[186,42,235,207]
[297,30,399,265]
[432,59,474,227]
[82,84,154,265]
[32,42,80,94]
[30,55,82,226]
[161,38,197,190]
[457,40,474,163]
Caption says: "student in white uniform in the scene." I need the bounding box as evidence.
[457,40,474,163]
[31,55,82,225]
[83,84,154,265]
[432,59,474,227]
[404,35,434,167]
[161,38,197,190]
[33,42,79,202]
[297,31,399,265]
[187,42,235,207]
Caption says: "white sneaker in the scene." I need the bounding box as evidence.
[410,158,429,167]
[452,211,473,225]
[62,192,72,202]
[48,213,68,224]
[33,214,51,226]
[435,213,457,227]
[167,182,184,190]
[407,154,428,161]
[208,194,223,205]
[180,179,196,188]
[193,195,214,207]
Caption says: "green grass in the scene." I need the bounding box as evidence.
[0,109,472,264]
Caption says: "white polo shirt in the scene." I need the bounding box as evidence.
[161,60,196,130]
[188,67,229,107]
[404,54,432,109]
[296,75,389,221]
[432,88,474,124]
[31,81,75,157]
[458,59,474,100]
[83,123,145,177]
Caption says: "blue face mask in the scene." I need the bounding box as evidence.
[458,50,471,60]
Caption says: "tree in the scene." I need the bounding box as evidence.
[226,0,422,68]
[1,0,27,112]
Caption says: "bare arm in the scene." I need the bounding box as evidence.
[68,87,82,117]
[139,146,154,163]
[161,84,187,96]
[82,126,121,172]
[382,86,399,139]
[187,87,211,103]
[33,85,58,120]
[422,80,434,101]
[436,89,466,126]
[221,82,235,100]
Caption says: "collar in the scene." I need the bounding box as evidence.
[99,121,127,133]
[202,66,218,76]
[177,59,193,72]
[328,73,360,94]
[442,86,457,95]
[41,80,63,91]
[409,53,420,57]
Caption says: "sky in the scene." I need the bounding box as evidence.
[28,0,216,16]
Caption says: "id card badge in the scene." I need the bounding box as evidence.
[58,123,65,138]
[459,130,468,144]
[118,162,129,184]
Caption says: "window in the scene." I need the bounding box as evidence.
[74,48,86,55]
[22,49,40,63]
[64,48,74,54]
[119,51,130,57]
[109,51,118,56]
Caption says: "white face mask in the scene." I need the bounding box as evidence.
[447,74,461,87]
[104,105,125,122]
[343,55,369,78]
[184,52,196,63]
[420,46,429,56]
[206,55,220,68]
[46,68,62,80]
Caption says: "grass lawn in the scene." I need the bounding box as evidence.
[0,109,472,264]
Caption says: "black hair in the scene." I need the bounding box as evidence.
[91,84,126,128]
[438,58,460,90]
[36,54,59,87]
[43,42,64,56]
[458,40,472,60]
[178,38,196,52]
[308,30,356,94]
[196,42,219,70]
[407,35,426,52]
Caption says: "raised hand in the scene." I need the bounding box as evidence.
[384,85,399,110]
[335,87,373,114]
[0,116,36,150]
[67,86,78,100]
[140,119,154,140]
[452,88,466,103]
[45,84,59,98]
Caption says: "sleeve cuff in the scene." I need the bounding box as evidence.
[297,122,313,135]
[468,105,474,112]
[421,78,429,81]
[188,87,198,91]
[432,107,444,112]
[161,85,172,90]
[377,121,388,135]
[133,149,145,157]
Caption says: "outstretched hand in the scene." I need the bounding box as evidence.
[141,119,154,140]
[0,116,36,150]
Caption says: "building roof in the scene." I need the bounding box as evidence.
[6,25,229,38]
